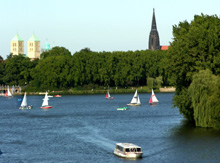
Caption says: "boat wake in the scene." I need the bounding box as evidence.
[60,122,116,152]
[78,125,116,151]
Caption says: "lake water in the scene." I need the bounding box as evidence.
[1,93,220,163]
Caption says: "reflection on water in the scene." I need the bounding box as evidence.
[173,119,220,138]
[169,119,220,162]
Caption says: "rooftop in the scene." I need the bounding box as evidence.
[160,46,169,50]
[11,34,23,41]
[28,34,40,42]
[116,143,141,148]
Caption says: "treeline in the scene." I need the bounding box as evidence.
[0,47,170,91]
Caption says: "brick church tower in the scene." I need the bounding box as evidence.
[149,8,160,50]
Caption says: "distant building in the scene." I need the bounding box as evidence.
[44,41,51,51]
[27,34,41,60]
[160,45,169,50]
[10,34,24,55]
[149,9,160,51]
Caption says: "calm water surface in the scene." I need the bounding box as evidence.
[0,93,220,163]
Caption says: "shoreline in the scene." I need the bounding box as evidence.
[11,87,175,95]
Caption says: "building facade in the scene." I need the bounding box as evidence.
[10,34,24,55]
[27,34,41,60]
[148,9,160,50]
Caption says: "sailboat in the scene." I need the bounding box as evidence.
[41,92,52,109]
[106,90,113,99]
[5,86,12,97]
[127,89,141,106]
[149,89,159,105]
[19,92,32,109]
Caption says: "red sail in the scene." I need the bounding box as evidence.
[149,95,153,103]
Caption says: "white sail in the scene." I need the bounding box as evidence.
[151,89,159,103]
[130,90,138,104]
[7,86,12,97]
[137,94,141,105]
[42,92,49,106]
[107,91,111,98]
[128,89,141,105]
[21,92,27,107]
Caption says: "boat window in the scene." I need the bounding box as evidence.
[125,148,130,152]
[119,146,123,151]
[117,146,123,151]
[137,148,141,152]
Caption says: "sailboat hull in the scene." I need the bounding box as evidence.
[41,106,52,109]
[106,97,114,99]
[149,102,158,105]
[127,103,141,106]
[19,106,33,110]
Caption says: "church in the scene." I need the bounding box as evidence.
[149,9,169,51]
[10,34,51,60]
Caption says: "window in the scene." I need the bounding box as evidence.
[137,148,141,152]
[125,148,130,152]
[117,146,123,151]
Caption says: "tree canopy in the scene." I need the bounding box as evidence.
[167,14,220,126]
[0,47,169,91]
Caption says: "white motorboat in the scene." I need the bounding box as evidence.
[114,143,143,159]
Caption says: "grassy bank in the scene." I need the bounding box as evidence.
[20,86,175,95]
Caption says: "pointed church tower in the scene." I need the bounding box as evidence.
[27,34,41,60]
[149,9,160,50]
[10,34,24,55]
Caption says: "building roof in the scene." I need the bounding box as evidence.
[44,41,50,51]
[11,34,23,41]
[160,46,169,50]
[28,34,40,41]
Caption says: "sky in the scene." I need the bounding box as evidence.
[0,0,220,59]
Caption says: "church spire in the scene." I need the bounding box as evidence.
[151,8,157,30]
[149,8,160,50]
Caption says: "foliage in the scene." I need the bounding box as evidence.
[0,56,4,84]
[3,54,37,85]
[41,46,71,59]
[70,50,167,88]
[1,45,169,92]
[31,55,72,91]
[188,69,220,129]
[167,14,220,125]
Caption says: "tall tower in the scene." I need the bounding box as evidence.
[10,34,24,55]
[44,41,50,51]
[149,8,160,50]
[27,34,41,60]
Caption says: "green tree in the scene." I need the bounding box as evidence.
[0,56,4,84]
[41,46,71,59]
[189,69,220,129]
[3,54,36,85]
[167,14,220,123]
[31,55,72,90]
